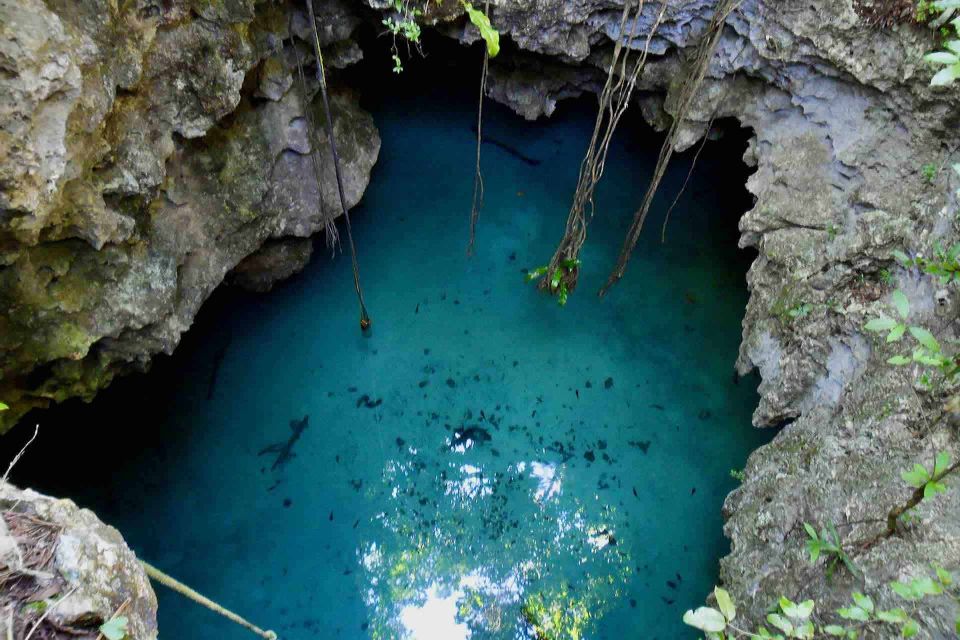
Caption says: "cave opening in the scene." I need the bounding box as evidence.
[3,30,776,640]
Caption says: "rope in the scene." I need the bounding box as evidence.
[303,0,372,331]
[465,4,490,257]
[141,561,278,640]
[539,0,666,296]
[600,0,743,296]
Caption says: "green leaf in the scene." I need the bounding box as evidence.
[887,323,907,343]
[99,616,129,640]
[891,290,910,319]
[891,249,912,265]
[925,51,960,64]
[877,608,908,624]
[794,600,814,619]
[767,613,793,635]
[838,606,870,622]
[865,317,898,332]
[934,564,953,586]
[851,592,873,614]
[911,576,943,596]
[901,463,930,488]
[902,619,919,638]
[823,625,847,636]
[803,522,818,540]
[683,607,727,633]
[908,326,940,353]
[526,266,548,281]
[0,402,7,411]
[778,596,797,617]
[806,538,822,563]
[890,581,916,600]
[933,451,951,477]
[923,480,947,498]
[550,268,562,289]
[714,587,736,622]
[887,355,912,366]
[461,1,500,57]
[931,63,960,86]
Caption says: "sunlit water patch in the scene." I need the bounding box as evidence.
[7,47,774,640]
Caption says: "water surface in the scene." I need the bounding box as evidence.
[6,47,773,640]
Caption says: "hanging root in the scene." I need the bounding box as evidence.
[142,561,277,640]
[287,23,340,253]
[660,114,715,243]
[539,0,667,297]
[466,43,489,256]
[600,0,743,296]
[303,0,372,331]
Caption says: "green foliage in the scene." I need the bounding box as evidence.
[917,0,938,22]
[803,522,859,579]
[922,2,960,85]
[894,243,960,285]
[682,586,737,635]
[865,289,959,379]
[878,268,894,285]
[902,450,953,499]
[381,0,424,73]
[730,468,745,482]
[461,1,500,57]
[526,259,581,306]
[99,616,129,640]
[22,601,47,614]
[787,303,812,320]
[921,162,938,183]
[0,402,7,411]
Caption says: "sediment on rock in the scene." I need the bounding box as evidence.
[0,481,158,639]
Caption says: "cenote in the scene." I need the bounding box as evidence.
[5,38,775,640]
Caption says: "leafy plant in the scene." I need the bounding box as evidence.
[99,616,129,640]
[902,450,954,499]
[381,0,424,73]
[682,586,739,636]
[922,162,939,183]
[730,468,745,482]
[894,242,960,285]
[804,522,859,579]
[923,1,960,85]
[527,258,581,306]
[865,289,910,347]
[0,402,7,411]
[787,303,812,320]
[462,1,500,57]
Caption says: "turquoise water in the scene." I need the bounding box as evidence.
[6,49,773,640]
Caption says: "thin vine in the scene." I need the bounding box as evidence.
[303,0,372,331]
[464,0,499,256]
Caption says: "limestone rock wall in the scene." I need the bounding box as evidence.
[0,480,158,639]
[0,0,380,430]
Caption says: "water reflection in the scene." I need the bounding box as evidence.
[359,446,632,639]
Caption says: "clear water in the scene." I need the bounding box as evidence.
[6,48,774,640]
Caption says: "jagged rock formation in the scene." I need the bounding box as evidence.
[0,0,379,430]
[437,0,959,633]
[0,480,158,639]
